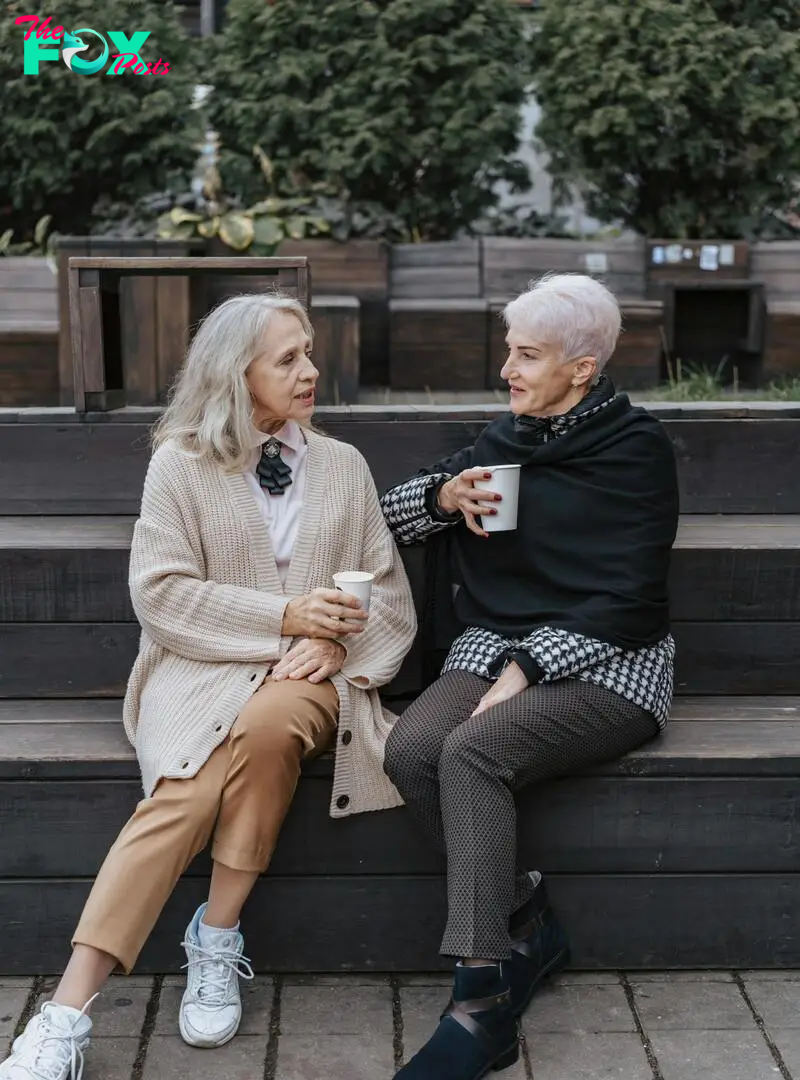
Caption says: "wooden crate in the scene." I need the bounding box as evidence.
[752,241,800,305]
[762,302,800,382]
[0,257,59,406]
[57,238,200,407]
[389,299,489,391]
[482,237,646,301]
[310,295,360,405]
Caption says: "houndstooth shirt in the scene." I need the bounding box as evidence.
[380,399,675,728]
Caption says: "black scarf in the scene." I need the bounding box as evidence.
[417,379,679,675]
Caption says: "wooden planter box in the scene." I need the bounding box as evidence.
[646,239,750,300]
[58,237,201,406]
[390,240,482,300]
[482,237,647,301]
[608,299,665,390]
[310,295,360,405]
[752,241,800,305]
[0,257,59,406]
[277,239,389,386]
[763,302,800,382]
[389,299,488,391]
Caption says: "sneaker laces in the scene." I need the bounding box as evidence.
[180,941,255,1007]
[18,996,97,1080]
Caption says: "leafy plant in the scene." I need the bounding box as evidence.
[156,147,331,253]
[206,0,531,241]
[0,215,60,270]
[530,0,800,238]
[472,205,573,239]
[0,0,202,239]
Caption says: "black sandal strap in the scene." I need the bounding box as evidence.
[442,990,513,1053]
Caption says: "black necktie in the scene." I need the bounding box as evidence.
[256,437,293,496]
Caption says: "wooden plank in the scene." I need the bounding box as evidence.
[390,303,489,391]
[0,620,793,697]
[310,295,360,405]
[3,707,800,778]
[0,332,59,407]
[3,774,800,878]
[483,237,646,300]
[1,873,800,973]
[390,241,482,300]
[57,238,90,406]
[1,418,800,514]
[119,240,158,406]
[68,257,308,273]
[3,515,800,623]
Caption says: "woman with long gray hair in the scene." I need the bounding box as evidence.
[381,274,679,1079]
[1,294,416,1080]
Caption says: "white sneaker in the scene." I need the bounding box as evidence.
[0,1000,92,1080]
[179,903,254,1048]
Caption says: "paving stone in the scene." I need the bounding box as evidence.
[88,985,151,1038]
[526,1032,652,1080]
[523,981,636,1034]
[142,1034,266,1080]
[558,972,621,985]
[84,1036,140,1080]
[0,980,34,990]
[283,974,390,987]
[743,976,800,1029]
[400,987,526,1077]
[0,987,32,1039]
[768,1030,800,1075]
[632,980,753,1031]
[649,1031,781,1080]
[280,982,393,1036]
[155,977,274,1036]
[397,973,452,987]
[742,972,800,982]
[275,1033,394,1079]
[627,971,734,983]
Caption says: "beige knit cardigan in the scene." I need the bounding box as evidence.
[123,429,417,817]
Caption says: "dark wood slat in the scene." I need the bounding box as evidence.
[2,418,799,514]
[3,775,799,878]
[68,257,309,273]
[1,873,799,974]
[3,515,799,622]
[2,621,799,698]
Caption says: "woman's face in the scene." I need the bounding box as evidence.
[246,312,319,430]
[499,327,597,417]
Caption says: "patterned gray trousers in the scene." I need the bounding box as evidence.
[384,669,659,960]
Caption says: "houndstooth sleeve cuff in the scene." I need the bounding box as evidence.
[380,473,459,546]
[513,627,621,682]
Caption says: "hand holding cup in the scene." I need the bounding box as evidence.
[437,468,504,538]
[282,587,367,640]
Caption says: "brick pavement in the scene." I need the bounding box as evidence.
[2,970,797,1079]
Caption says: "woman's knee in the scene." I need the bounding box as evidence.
[384,712,438,789]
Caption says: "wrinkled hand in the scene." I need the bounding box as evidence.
[271,638,347,684]
[471,661,528,717]
[282,588,367,640]
[438,468,502,538]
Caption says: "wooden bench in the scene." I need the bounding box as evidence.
[0,405,798,972]
[0,258,59,406]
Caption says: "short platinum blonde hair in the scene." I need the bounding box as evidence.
[153,292,313,471]
[503,273,621,373]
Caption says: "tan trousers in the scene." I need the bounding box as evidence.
[72,677,338,974]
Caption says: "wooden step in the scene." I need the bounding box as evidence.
[2,515,799,623]
[1,516,799,697]
[0,696,799,972]
[1,412,799,514]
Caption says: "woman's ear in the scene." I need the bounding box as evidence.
[572,356,598,387]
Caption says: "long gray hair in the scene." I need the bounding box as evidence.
[153,292,314,471]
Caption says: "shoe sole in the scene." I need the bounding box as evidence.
[513,945,571,1018]
[178,1010,241,1049]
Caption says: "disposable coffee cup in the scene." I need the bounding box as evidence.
[333,571,374,613]
[473,464,521,533]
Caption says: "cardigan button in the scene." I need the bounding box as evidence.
[250,673,258,682]
[214,724,223,733]
[181,761,189,770]
[336,795,350,810]
[341,730,352,746]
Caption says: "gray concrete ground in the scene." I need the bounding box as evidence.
[3,970,799,1079]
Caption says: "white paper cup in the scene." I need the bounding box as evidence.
[333,571,374,612]
[473,464,521,532]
